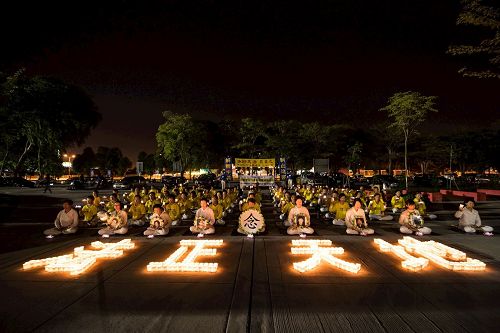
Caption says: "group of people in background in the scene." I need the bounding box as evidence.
[44,184,240,238]
[272,184,494,237]
[43,182,494,238]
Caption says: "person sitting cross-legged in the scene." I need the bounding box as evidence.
[399,201,431,236]
[44,200,79,237]
[345,198,374,236]
[390,190,406,213]
[164,194,181,226]
[144,204,172,237]
[287,197,314,235]
[367,193,393,221]
[455,200,493,236]
[190,198,216,235]
[80,195,98,226]
[128,196,147,226]
[210,196,225,225]
[98,202,128,237]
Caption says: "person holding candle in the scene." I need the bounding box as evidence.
[128,195,147,226]
[329,193,350,225]
[390,190,406,213]
[367,193,394,221]
[164,194,181,226]
[455,199,493,235]
[80,195,98,226]
[43,200,79,237]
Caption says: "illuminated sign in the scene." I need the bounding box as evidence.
[291,239,361,274]
[23,239,135,275]
[147,239,223,273]
[374,237,486,271]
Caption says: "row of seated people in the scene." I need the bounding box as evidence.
[272,186,494,236]
[274,186,437,222]
[77,186,240,226]
[44,186,240,238]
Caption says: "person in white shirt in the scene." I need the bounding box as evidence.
[399,201,431,236]
[144,204,172,237]
[43,200,79,236]
[345,198,374,236]
[287,197,314,235]
[98,202,128,237]
[455,200,493,235]
[190,198,216,235]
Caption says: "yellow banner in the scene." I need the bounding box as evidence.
[234,158,275,167]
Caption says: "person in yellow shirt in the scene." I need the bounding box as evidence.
[105,194,119,213]
[145,192,162,216]
[210,196,225,225]
[324,192,339,218]
[274,186,284,206]
[129,196,147,226]
[242,193,261,213]
[367,193,393,221]
[330,193,350,225]
[180,192,192,219]
[164,194,181,225]
[414,193,437,219]
[92,190,102,209]
[280,194,296,221]
[189,191,200,211]
[80,195,98,226]
[391,190,406,213]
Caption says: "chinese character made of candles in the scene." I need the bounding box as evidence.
[374,237,486,271]
[147,239,223,273]
[291,239,361,274]
[23,239,135,275]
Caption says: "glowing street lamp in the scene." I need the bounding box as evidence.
[63,154,76,176]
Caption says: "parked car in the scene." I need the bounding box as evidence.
[412,174,441,187]
[370,175,399,189]
[67,176,111,190]
[161,175,188,187]
[113,176,147,190]
[0,176,35,188]
[195,173,218,188]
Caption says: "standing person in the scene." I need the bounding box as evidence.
[43,174,52,194]
[455,200,493,235]
[43,200,79,237]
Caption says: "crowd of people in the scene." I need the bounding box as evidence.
[272,184,494,237]
[44,184,241,238]
[43,182,494,238]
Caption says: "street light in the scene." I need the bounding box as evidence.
[63,154,76,177]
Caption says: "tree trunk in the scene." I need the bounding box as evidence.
[387,147,393,176]
[14,139,33,176]
[0,145,10,175]
[404,132,408,190]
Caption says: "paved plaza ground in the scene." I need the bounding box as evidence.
[1,187,499,332]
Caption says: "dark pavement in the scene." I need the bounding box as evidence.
[1,188,499,332]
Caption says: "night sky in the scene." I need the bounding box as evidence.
[1,0,499,160]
